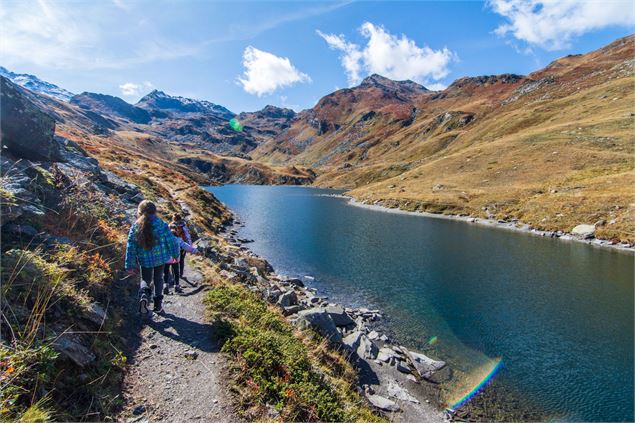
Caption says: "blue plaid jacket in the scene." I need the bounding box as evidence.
[125,215,179,269]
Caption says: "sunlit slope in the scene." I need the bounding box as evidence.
[255,35,635,242]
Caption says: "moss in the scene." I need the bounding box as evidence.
[205,283,384,422]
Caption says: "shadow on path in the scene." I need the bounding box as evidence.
[146,311,219,353]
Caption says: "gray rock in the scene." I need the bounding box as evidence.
[325,305,355,327]
[387,381,419,404]
[377,347,396,363]
[405,349,446,379]
[83,302,107,326]
[366,394,400,412]
[341,330,363,352]
[52,333,95,367]
[184,350,198,360]
[282,305,303,316]
[296,308,342,343]
[265,287,282,303]
[367,330,379,340]
[357,335,379,360]
[396,362,411,374]
[277,290,298,307]
[571,224,595,238]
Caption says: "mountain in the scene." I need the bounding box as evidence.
[237,105,296,144]
[253,35,635,243]
[71,92,152,124]
[0,66,75,101]
[136,90,234,119]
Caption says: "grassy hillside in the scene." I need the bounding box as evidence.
[254,35,635,242]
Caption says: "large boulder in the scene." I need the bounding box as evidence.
[0,77,62,162]
[277,290,298,307]
[324,305,355,327]
[356,335,379,360]
[404,349,446,379]
[571,224,595,239]
[366,394,400,412]
[52,333,95,367]
[296,308,342,343]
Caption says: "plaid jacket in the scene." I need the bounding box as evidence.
[125,215,179,269]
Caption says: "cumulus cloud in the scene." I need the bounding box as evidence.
[488,0,635,50]
[317,22,455,86]
[119,81,154,97]
[238,46,311,96]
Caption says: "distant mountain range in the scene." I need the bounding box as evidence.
[1,34,633,242]
[0,66,75,102]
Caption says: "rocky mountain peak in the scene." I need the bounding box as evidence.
[0,66,75,102]
[360,74,429,93]
[136,90,234,119]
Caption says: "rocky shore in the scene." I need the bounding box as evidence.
[195,217,452,422]
[342,196,635,253]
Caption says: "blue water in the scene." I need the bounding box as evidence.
[207,184,634,422]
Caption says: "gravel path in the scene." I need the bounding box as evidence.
[117,263,234,422]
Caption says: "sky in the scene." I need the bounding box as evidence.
[1,0,633,113]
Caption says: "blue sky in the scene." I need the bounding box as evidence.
[1,0,633,113]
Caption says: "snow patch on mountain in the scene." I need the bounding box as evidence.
[0,66,75,102]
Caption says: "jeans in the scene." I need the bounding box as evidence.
[163,262,180,287]
[179,250,186,279]
[140,265,164,300]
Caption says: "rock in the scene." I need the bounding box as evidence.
[325,305,355,327]
[132,405,146,415]
[184,350,198,360]
[282,305,303,316]
[83,302,107,326]
[367,330,379,340]
[405,349,446,380]
[341,330,363,352]
[277,290,298,307]
[357,335,379,360]
[244,256,273,275]
[387,381,419,404]
[571,224,595,239]
[52,333,95,367]
[286,278,305,288]
[366,394,400,412]
[296,308,342,343]
[377,347,396,363]
[0,77,62,162]
[265,287,282,303]
[2,223,39,239]
[396,362,411,373]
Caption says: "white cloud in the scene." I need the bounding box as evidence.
[317,22,455,86]
[238,46,311,96]
[488,0,635,50]
[119,81,154,97]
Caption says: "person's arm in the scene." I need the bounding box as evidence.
[183,225,192,244]
[124,225,138,271]
[179,238,198,254]
[163,222,179,259]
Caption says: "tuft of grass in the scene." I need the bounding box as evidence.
[205,282,384,422]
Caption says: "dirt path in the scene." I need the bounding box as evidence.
[117,263,234,422]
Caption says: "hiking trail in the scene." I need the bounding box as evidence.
[117,264,235,422]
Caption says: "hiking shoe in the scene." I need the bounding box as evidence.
[175,284,184,294]
[139,296,149,314]
[153,297,164,314]
[163,286,170,295]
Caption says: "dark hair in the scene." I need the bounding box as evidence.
[172,213,182,222]
[136,200,157,250]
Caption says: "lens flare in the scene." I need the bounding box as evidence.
[428,335,438,346]
[446,357,503,412]
[229,118,243,132]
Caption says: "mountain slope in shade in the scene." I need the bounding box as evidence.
[0,66,75,102]
[71,92,152,124]
[253,35,635,243]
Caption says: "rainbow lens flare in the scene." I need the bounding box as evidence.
[229,118,243,132]
[428,335,438,346]
[446,357,504,412]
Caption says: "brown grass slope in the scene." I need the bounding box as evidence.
[254,35,635,242]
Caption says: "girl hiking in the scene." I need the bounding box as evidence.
[125,200,179,314]
[163,224,199,294]
[171,213,192,280]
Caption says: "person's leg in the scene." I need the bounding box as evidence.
[173,263,183,293]
[139,267,152,312]
[163,264,171,294]
[153,264,165,312]
[179,250,186,278]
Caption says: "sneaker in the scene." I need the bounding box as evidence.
[175,284,184,294]
[153,297,164,314]
[163,286,170,295]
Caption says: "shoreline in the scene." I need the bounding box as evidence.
[338,195,635,254]
[213,211,453,422]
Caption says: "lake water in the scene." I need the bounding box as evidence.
[207,184,634,422]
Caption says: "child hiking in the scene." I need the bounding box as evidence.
[163,224,199,294]
[125,200,179,314]
[171,213,192,280]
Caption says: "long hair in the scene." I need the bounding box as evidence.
[136,200,157,250]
